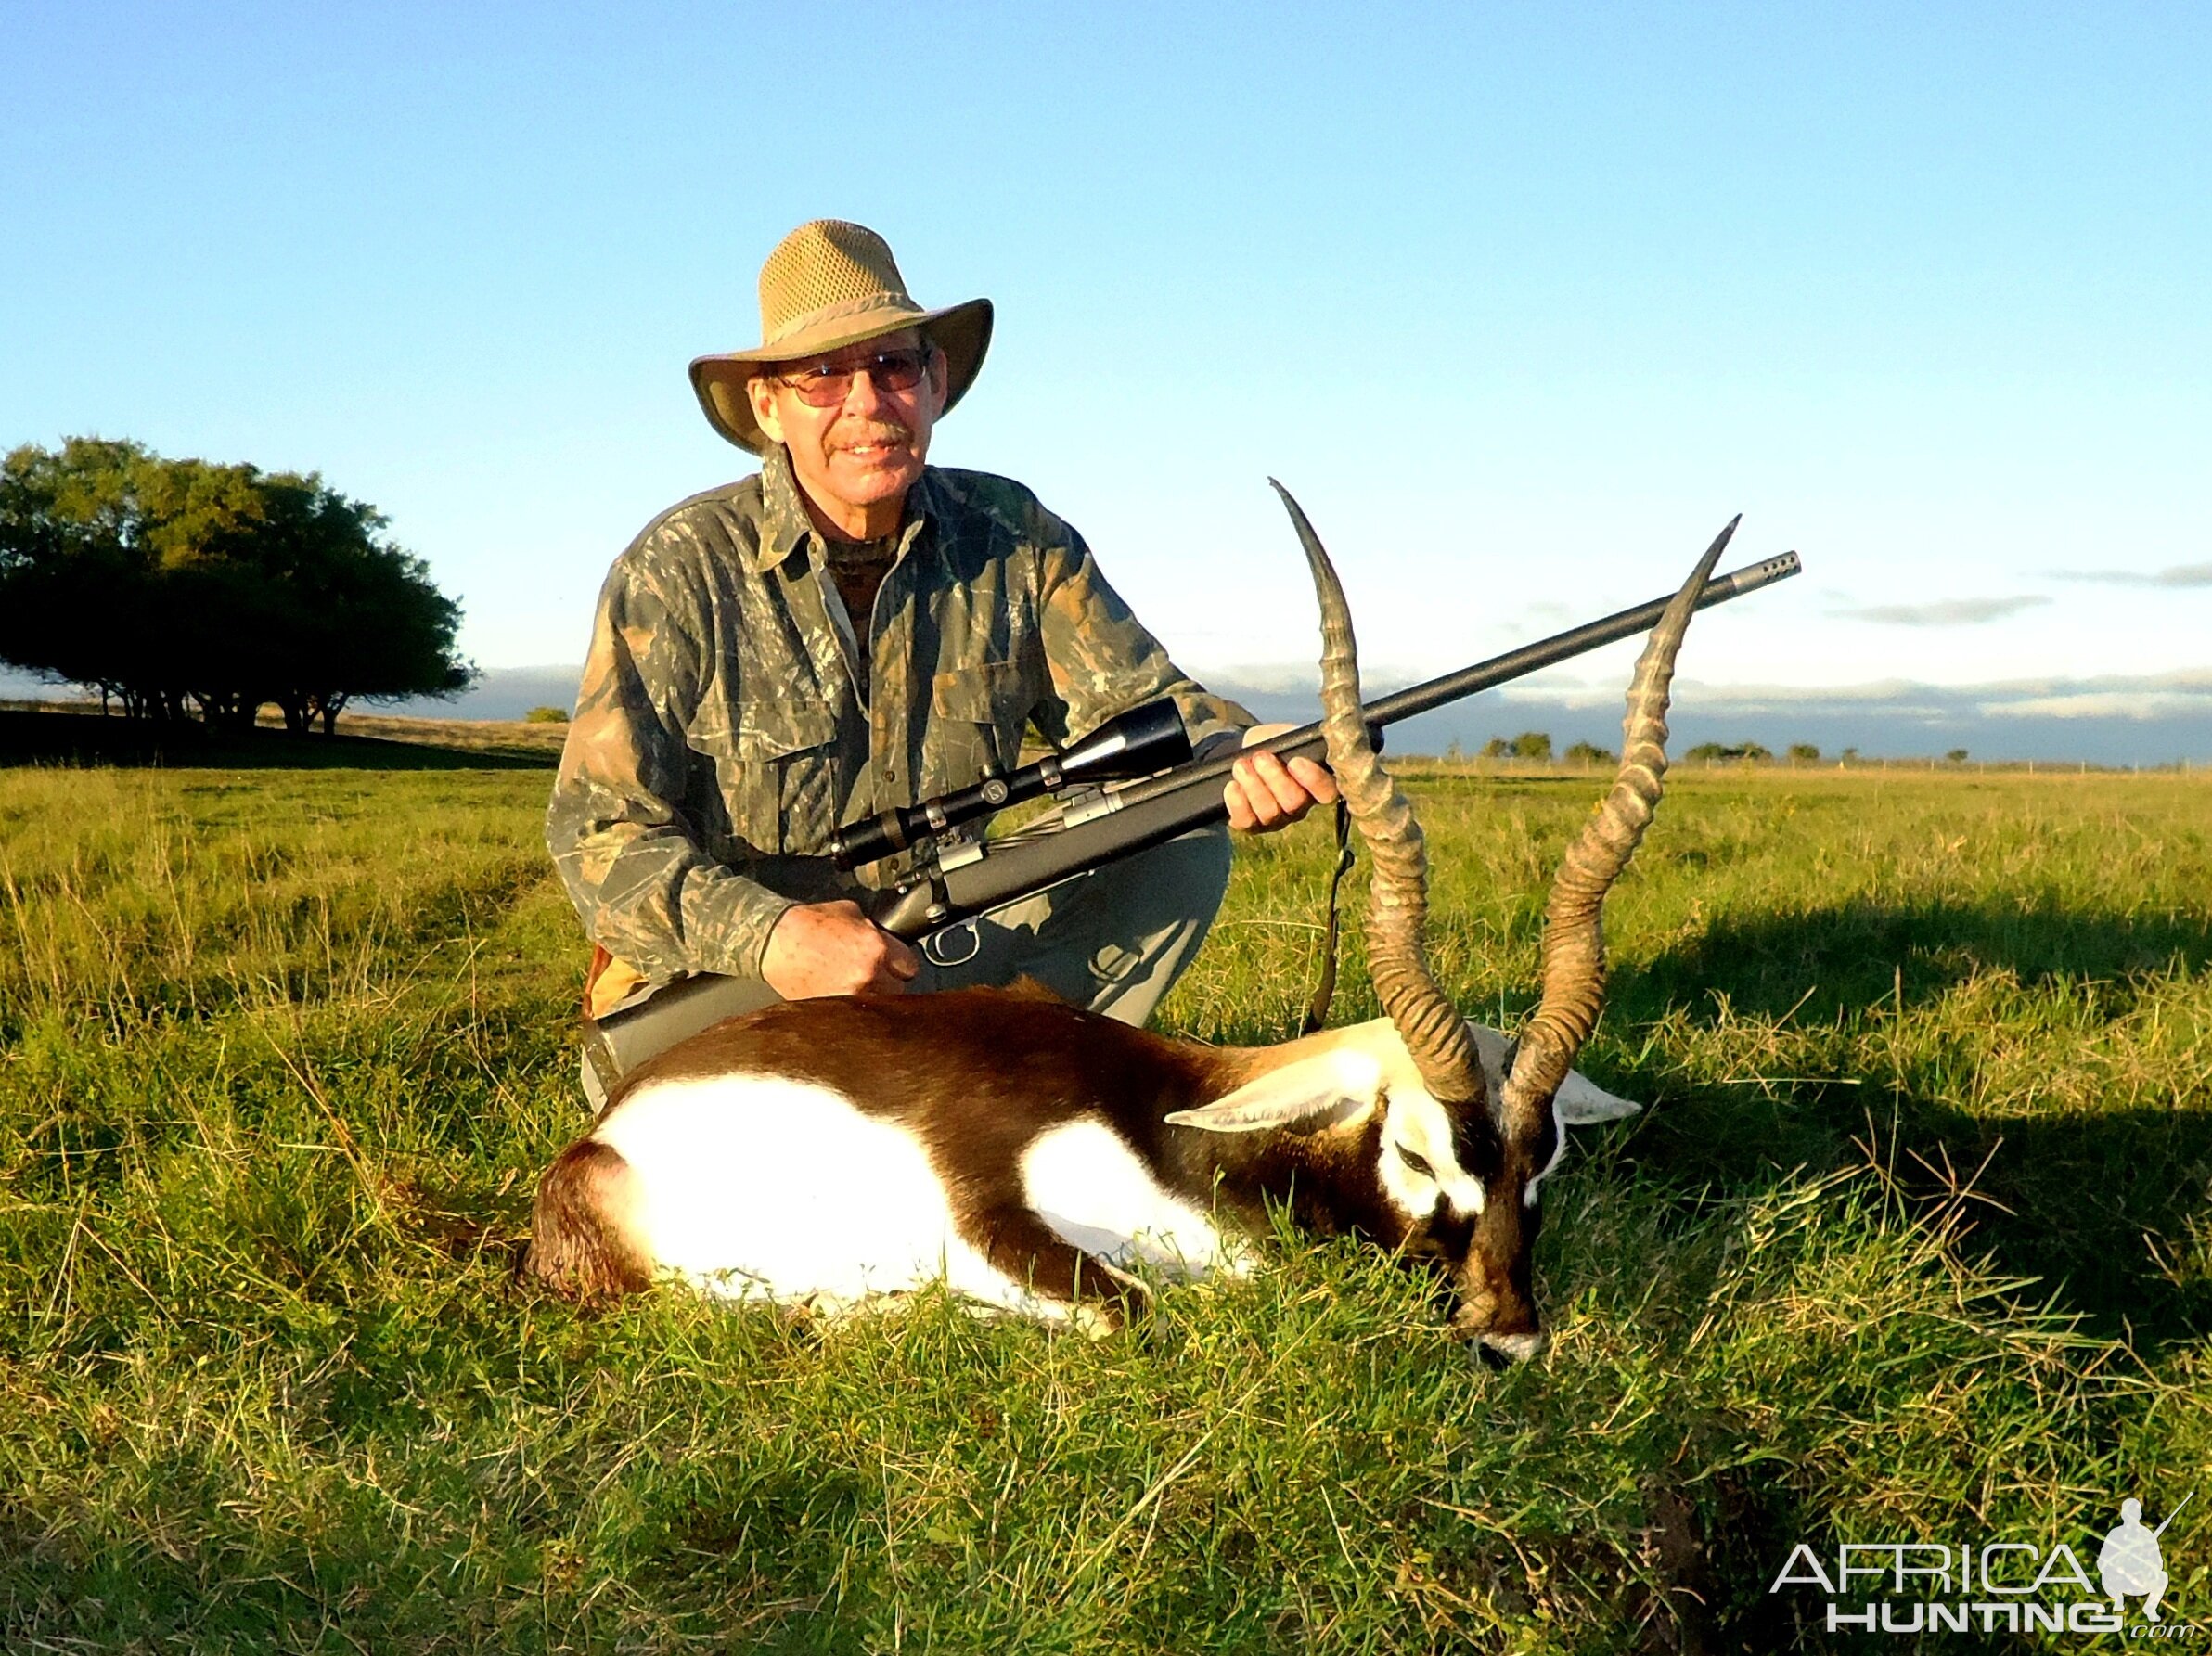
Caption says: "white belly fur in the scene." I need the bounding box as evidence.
[593,1075,1241,1320]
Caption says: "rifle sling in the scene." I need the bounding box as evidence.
[1299,798,1355,1034]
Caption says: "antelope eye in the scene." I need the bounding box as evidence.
[1396,1146,1436,1179]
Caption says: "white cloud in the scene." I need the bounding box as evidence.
[1833,596,2053,626]
[1677,667,2212,724]
[1202,664,2212,729]
[2047,562,2212,588]
[1984,689,2212,721]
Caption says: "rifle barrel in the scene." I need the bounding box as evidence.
[874,548,1801,940]
[1108,550,1801,813]
[2153,1491,2193,1538]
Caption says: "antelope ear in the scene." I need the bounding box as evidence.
[1165,1049,1382,1135]
[1554,1069,1641,1125]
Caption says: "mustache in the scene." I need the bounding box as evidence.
[833,421,915,449]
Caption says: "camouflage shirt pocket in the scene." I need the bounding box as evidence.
[928,659,1031,790]
[734,700,840,855]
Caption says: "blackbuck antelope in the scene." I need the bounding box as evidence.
[529,488,1725,1362]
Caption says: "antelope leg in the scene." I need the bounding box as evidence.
[966,1204,1152,1329]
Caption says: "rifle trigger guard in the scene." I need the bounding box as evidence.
[923,919,982,969]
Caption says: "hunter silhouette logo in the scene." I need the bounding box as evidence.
[1769,1494,2202,1636]
[2101,1495,2188,1622]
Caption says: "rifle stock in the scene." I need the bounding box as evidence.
[871,548,1801,942]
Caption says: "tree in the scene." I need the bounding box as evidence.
[1510,731,1553,762]
[1787,742,1820,764]
[1946,748,1969,764]
[1563,740,1614,765]
[1480,737,1513,759]
[1685,740,1771,764]
[0,438,474,732]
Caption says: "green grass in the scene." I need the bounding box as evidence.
[3,743,2210,1650]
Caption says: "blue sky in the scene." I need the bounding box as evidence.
[5,3,2208,756]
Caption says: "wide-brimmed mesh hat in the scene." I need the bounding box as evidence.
[688,219,994,454]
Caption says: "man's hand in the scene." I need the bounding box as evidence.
[761,899,921,999]
[1224,723,1339,834]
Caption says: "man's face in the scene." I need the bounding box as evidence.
[746,327,946,537]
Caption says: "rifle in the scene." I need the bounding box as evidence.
[868,519,1802,948]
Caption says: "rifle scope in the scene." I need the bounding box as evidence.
[829,697,1191,871]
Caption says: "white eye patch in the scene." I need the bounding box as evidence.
[1378,1092,1485,1219]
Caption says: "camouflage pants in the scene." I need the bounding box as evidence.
[579,825,1233,1110]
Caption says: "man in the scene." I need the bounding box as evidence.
[2099,1498,2170,1621]
[547,220,1332,1100]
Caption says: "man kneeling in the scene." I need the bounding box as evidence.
[546,220,1333,1104]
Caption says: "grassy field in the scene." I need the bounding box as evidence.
[3,725,2209,1650]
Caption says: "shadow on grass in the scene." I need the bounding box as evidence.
[1604,898,2212,1352]
[0,709,557,770]
[1633,1077,2212,1350]
[1629,894,2212,1026]
[1434,1466,1815,1650]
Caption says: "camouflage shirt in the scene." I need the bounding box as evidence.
[546,445,1253,994]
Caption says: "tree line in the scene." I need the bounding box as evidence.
[0,438,473,733]
[1460,734,1973,766]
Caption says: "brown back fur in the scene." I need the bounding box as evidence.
[567,985,1410,1290]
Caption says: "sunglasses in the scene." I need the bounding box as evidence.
[777,347,931,408]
